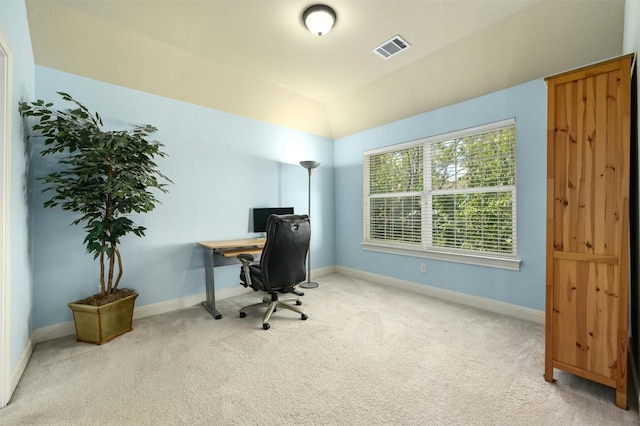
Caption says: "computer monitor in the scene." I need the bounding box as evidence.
[252,207,294,233]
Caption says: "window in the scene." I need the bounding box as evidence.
[363,119,519,270]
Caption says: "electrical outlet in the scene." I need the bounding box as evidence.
[420,263,427,273]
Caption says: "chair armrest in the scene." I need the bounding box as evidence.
[237,253,255,266]
[237,253,255,288]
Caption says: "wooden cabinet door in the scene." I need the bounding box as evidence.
[545,54,633,409]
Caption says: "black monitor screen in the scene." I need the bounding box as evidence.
[252,207,294,233]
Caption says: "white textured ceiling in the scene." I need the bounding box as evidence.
[25,0,625,138]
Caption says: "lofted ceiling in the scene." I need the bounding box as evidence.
[25,0,625,139]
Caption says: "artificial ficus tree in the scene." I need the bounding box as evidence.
[19,92,171,302]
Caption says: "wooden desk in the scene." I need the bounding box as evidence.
[197,238,265,319]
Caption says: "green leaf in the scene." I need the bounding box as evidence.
[19,92,172,287]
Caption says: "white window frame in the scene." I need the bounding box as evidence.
[362,118,521,271]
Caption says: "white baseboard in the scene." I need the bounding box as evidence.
[32,284,254,343]
[30,268,339,344]
[9,336,33,399]
[33,265,536,344]
[335,266,545,324]
[310,265,336,279]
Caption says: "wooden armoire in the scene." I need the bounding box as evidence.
[545,53,634,409]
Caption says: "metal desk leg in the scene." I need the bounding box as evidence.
[201,248,222,319]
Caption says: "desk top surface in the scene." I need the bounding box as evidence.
[197,237,266,250]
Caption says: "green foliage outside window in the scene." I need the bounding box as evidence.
[431,127,515,254]
[368,146,422,243]
[366,124,516,257]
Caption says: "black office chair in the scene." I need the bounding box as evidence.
[237,214,310,330]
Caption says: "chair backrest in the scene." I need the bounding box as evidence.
[260,214,310,292]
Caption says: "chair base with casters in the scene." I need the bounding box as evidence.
[239,292,308,330]
[237,251,308,330]
[236,214,311,330]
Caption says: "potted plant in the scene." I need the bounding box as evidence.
[19,92,171,344]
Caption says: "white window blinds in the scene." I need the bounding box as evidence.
[364,118,517,264]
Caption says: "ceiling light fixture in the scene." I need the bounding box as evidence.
[302,4,336,36]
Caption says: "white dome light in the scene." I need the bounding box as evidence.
[303,5,336,36]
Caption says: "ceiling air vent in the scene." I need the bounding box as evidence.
[373,35,411,59]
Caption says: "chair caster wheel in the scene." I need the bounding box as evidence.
[263,323,270,330]
[240,312,247,318]
[301,314,308,321]
[296,300,302,306]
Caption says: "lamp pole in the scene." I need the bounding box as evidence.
[299,160,320,289]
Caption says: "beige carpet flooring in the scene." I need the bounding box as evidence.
[0,273,638,425]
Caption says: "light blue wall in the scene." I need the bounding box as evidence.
[334,80,547,310]
[30,66,334,328]
[0,1,35,369]
[6,0,566,334]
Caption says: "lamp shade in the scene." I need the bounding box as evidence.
[303,5,336,36]
[300,160,321,170]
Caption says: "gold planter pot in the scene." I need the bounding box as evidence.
[68,292,138,345]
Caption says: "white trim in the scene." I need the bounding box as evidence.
[32,266,337,343]
[32,320,76,344]
[10,337,32,399]
[336,266,543,324]
[32,286,251,342]
[363,118,519,267]
[361,241,521,271]
[0,27,13,409]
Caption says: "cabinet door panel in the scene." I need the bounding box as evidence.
[552,259,619,379]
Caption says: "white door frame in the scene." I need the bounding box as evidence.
[0,28,13,409]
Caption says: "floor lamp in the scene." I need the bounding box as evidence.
[299,160,320,289]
